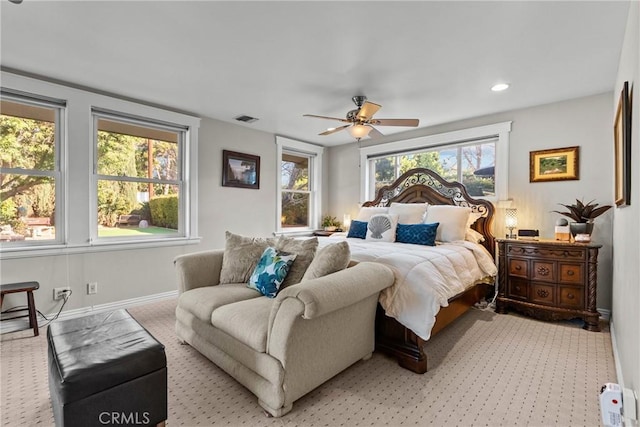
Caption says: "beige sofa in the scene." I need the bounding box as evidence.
[174,249,394,417]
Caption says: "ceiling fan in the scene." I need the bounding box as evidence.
[304,95,419,140]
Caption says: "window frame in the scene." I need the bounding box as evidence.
[91,110,187,243]
[0,90,66,248]
[276,136,324,234]
[0,71,200,259]
[359,122,512,203]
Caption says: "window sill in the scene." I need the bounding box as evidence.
[0,237,202,260]
[273,230,315,238]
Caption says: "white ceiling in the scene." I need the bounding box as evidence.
[0,1,629,147]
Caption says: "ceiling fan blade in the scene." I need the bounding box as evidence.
[356,101,382,121]
[303,114,350,123]
[371,118,419,127]
[368,126,385,139]
[319,124,351,136]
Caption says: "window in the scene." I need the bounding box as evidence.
[0,92,64,246]
[370,138,497,197]
[1,71,200,258]
[276,136,323,233]
[281,152,310,228]
[93,112,184,241]
[360,122,511,202]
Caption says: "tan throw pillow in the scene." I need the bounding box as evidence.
[275,235,318,288]
[302,241,351,281]
[219,231,276,284]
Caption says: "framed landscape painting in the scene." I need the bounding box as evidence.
[614,81,631,207]
[529,146,579,182]
[222,150,260,189]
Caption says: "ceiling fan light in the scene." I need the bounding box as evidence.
[348,124,372,139]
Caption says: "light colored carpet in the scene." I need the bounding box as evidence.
[1,298,615,426]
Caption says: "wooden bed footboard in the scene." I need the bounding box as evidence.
[375,282,493,374]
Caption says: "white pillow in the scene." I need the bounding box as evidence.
[365,213,399,242]
[388,202,429,224]
[424,205,471,242]
[356,206,389,222]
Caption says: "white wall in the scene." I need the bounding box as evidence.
[327,93,615,310]
[612,0,639,419]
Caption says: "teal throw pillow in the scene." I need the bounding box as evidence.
[396,222,439,246]
[347,220,368,239]
[248,247,297,298]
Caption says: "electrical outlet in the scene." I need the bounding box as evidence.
[87,282,98,295]
[53,287,71,300]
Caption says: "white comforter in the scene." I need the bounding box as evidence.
[318,236,497,340]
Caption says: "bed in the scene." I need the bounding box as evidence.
[320,168,497,373]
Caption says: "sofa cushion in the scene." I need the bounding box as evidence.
[211,297,274,353]
[178,284,261,322]
[302,241,351,281]
[248,247,297,298]
[219,232,276,284]
[275,236,318,289]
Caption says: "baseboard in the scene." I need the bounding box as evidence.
[598,308,611,321]
[0,290,178,334]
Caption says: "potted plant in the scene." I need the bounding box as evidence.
[552,199,612,238]
[321,215,342,232]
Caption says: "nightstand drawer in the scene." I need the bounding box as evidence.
[530,283,555,306]
[559,263,583,284]
[531,261,555,282]
[507,278,528,300]
[508,259,528,278]
[558,286,584,309]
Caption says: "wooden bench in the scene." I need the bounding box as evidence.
[23,217,53,237]
[117,214,142,226]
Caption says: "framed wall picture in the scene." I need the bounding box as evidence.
[614,81,631,207]
[529,146,580,182]
[222,150,260,189]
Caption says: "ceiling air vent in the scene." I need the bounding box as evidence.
[234,114,259,124]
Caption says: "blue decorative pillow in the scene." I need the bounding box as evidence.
[248,247,297,298]
[396,222,439,246]
[347,220,368,239]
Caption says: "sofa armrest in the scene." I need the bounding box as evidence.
[274,262,394,319]
[174,249,224,294]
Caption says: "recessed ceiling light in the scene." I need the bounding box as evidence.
[491,83,510,92]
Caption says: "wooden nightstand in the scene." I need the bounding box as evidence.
[495,238,601,331]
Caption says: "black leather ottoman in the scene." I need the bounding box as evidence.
[47,309,167,427]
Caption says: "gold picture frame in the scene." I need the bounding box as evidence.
[530,146,579,182]
[614,81,631,207]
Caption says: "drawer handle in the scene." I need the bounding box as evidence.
[515,265,522,271]
[567,293,575,299]
[567,270,575,276]
[537,266,550,276]
[536,289,549,298]
[514,286,521,291]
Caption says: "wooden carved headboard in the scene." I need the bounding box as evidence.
[362,168,495,257]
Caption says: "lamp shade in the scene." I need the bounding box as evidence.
[505,208,518,228]
[348,124,372,139]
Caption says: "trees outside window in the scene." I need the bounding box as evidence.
[370,140,496,198]
[0,97,61,243]
[94,115,183,239]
